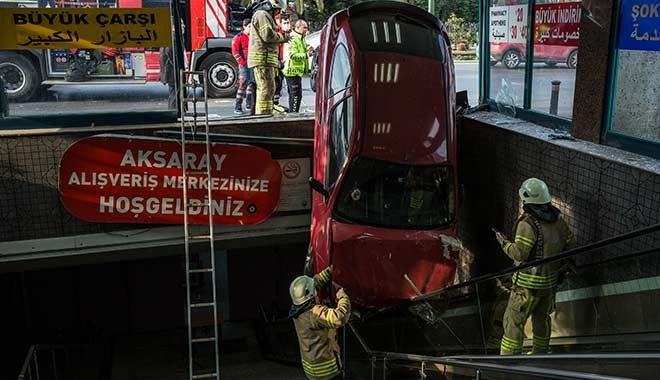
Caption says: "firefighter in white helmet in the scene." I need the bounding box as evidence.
[494,178,574,355]
[249,0,290,115]
[289,266,351,380]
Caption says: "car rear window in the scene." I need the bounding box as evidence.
[349,15,445,62]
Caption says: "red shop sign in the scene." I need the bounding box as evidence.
[58,135,282,225]
[533,2,581,47]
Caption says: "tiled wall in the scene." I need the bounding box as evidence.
[458,112,660,280]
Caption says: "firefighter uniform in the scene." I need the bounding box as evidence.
[248,2,289,115]
[290,268,351,380]
[497,178,574,355]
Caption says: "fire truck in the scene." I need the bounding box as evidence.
[0,0,248,102]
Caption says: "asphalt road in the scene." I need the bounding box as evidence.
[6,62,576,120]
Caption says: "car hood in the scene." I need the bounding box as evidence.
[331,221,458,307]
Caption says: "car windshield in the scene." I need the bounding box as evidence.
[334,157,454,230]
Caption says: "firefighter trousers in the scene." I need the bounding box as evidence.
[254,66,276,115]
[500,287,554,355]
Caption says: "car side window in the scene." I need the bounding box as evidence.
[327,96,354,187]
[329,44,352,96]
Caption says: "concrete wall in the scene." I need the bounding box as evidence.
[611,50,660,143]
[0,121,313,243]
[458,112,660,280]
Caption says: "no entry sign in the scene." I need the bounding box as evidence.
[58,135,282,225]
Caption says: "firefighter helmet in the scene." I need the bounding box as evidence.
[260,0,284,11]
[289,275,316,305]
[519,178,552,205]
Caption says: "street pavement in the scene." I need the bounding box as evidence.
[5,62,576,121]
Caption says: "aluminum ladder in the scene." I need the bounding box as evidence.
[179,70,221,380]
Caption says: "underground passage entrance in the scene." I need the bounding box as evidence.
[1,242,307,379]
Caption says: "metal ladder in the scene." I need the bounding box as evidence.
[179,70,221,380]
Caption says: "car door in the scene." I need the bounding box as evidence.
[310,41,353,274]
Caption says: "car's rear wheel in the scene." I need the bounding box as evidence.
[502,49,521,69]
[567,50,578,69]
[490,60,498,66]
[545,62,557,67]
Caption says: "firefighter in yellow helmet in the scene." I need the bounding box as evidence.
[289,266,351,380]
[494,178,574,355]
[249,0,290,115]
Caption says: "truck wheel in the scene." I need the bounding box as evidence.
[567,50,578,69]
[0,52,41,102]
[502,49,521,69]
[199,52,239,98]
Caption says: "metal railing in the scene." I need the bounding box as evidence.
[17,344,85,380]
[347,325,638,380]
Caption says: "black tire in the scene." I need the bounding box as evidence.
[567,50,578,69]
[502,49,521,69]
[0,52,41,102]
[545,61,557,67]
[199,51,239,98]
[490,60,498,66]
[309,70,317,93]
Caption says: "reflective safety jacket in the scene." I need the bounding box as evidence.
[248,10,288,68]
[292,268,351,380]
[500,211,574,289]
[283,31,309,77]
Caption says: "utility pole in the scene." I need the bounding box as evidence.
[428,0,435,15]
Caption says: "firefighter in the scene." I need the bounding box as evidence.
[232,19,255,114]
[289,266,351,380]
[494,178,574,355]
[248,0,290,115]
[283,20,312,113]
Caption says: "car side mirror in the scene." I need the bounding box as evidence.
[308,177,329,201]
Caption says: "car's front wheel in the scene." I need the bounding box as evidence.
[567,50,578,69]
[502,50,521,69]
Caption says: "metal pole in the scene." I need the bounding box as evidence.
[427,0,434,15]
[382,357,387,380]
[475,283,488,354]
[549,80,561,115]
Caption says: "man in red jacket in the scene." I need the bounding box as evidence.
[232,19,255,114]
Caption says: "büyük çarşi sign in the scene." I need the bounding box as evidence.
[58,135,282,225]
[0,8,171,50]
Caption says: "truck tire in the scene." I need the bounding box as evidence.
[199,51,239,98]
[0,52,41,102]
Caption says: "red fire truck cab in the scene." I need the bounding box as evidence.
[307,1,460,308]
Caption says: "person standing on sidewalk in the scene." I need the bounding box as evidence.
[248,0,290,115]
[283,20,312,113]
[232,19,255,114]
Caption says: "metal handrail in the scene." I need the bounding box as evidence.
[414,222,660,303]
[368,351,634,380]
[17,344,90,380]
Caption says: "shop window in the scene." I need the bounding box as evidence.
[0,0,180,128]
[488,0,528,112]
[485,0,579,123]
[530,1,580,118]
[606,0,660,154]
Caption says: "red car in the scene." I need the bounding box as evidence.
[490,42,578,69]
[306,1,460,308]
